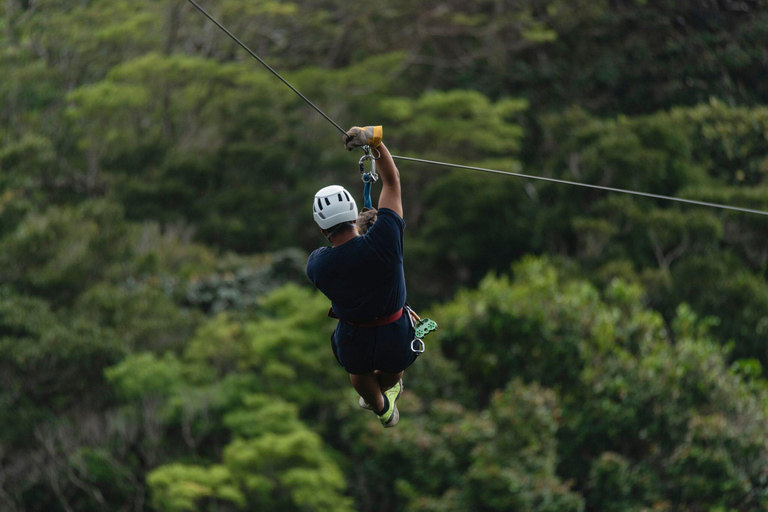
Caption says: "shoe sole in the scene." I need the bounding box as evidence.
[384,405,399,427]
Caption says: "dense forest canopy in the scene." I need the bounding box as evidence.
[2,0,768,510]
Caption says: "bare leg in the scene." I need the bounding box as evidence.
[376,370,403,391]
[350,373,385,411]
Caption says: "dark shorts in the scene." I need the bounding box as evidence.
[331,313,418,375]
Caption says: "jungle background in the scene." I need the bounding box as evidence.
[3,0,768,510]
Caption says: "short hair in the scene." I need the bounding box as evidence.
[325,221,356,238]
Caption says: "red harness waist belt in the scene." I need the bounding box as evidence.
[327,307,404,327]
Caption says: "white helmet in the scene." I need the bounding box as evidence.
[313,185,358,229]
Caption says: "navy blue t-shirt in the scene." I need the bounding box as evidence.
[306,208,406,323]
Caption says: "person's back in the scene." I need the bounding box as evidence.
[306,126,415,428]
[307,206,406,323]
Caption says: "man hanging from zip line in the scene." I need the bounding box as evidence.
[306,125,415,428]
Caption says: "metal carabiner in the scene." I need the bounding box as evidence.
[411,338,425,353]
[359,145,379,183]
[404,306,425,354]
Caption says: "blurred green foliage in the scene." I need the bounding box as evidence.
[2,0,768,510]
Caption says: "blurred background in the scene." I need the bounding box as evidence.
[2,0,768,510]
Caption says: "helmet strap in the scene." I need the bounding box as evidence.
[324,222,348,242]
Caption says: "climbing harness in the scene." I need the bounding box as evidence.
[359,145,380,210]
[187,0,768,218]
[327,304,437,354]
[327,306,404,327]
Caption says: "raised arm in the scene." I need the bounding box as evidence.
[374,143,403,218]
[343,125,403,219]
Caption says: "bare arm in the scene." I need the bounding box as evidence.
[375,143,403,218]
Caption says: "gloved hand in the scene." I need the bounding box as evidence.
[344,125,383,151]
[356,207,378,234]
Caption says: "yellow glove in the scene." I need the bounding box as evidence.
[343,125,383,151]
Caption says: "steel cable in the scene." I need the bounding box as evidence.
[391,156,768,216]
[187,0,768,218]
[187,0,348,136]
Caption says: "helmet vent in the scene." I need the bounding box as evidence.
[318,212,326,219]
[344,191,350,201]
[338,193,343,202]
[325,197,331,206]
[317,198,323,211]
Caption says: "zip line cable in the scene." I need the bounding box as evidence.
[392,156,768,217]
[187,0,347,136]
[186,0,768,218]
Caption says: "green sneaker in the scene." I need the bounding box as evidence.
[378,379,403,428]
